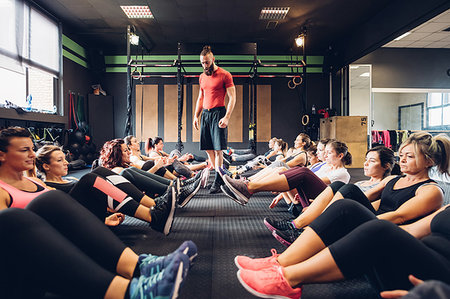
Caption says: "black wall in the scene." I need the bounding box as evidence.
[355,48,450,89]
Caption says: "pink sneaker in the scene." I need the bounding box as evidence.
[235,249,280,271]
[237,267,302,299]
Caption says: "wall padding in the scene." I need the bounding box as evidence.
[257,85,271,142]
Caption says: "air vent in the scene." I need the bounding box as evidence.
[259,7,290,20]
[266,21,278,29]
[443,26,450,32]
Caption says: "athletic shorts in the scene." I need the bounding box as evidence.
[200,106,227,150]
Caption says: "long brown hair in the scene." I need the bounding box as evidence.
[100,139,130,169]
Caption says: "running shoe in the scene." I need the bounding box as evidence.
[272,227,304,247]
[237,266,302,299]
[139,240,198,276]
[235,249,279,271]
[264,217,295,233]
[130,252,190,299]
[222,175,252,204]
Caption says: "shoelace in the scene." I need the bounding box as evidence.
[134,270,166,298]
[140,255,166,276]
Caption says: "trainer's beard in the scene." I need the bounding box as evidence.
[203,64,214,76]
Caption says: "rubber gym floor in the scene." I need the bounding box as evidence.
[102,169,380,299]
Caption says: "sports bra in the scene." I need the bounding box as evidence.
[0,177,49,209]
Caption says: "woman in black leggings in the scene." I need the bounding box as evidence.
[235,200,450,298]
[0,127,174,235]
[0,191,195,299]
[100,139,202,208]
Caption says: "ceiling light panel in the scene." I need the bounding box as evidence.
[120,6,154,18]
[259,7,290,20]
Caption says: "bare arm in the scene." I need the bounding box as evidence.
[364,175,395,202]
[400,204,449,239]
[0,188,10,211]
[377,184,444,224]
[218,86,236,128]
[193,88,204,130]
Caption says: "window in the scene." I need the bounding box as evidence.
[426,93,450,128]
[0,0,60,113]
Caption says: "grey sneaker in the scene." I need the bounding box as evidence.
[223,175,251,204]
[220,184,247,206]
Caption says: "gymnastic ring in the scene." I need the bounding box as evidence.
[288,80,296,89]
[131,70,142,80]
[293,76,303,86]
[301,114,310,126]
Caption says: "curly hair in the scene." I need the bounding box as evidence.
[100,139,130,169]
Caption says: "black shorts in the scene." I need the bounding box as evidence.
[200,106,227,150]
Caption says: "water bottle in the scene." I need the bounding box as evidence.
[311,104,316,114]
[25,95,32,111]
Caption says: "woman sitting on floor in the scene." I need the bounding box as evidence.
[124,135,177,180]
[101,139,202,208]
[0,188,196,298]
[235,200,450,299]
[267,133,449,246]
[0,127,175,235]
[222,140,351,208]
[147,136,205,179]
[35,144,179,235]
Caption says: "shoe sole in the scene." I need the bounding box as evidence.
[234,256,244,270]
[237,270,292,299]
[163,186,177,236]
[220,185,246,206]
[171,256,189,299]
[272,231,292,247]
[223,176,249,205]
[179,181,201,208]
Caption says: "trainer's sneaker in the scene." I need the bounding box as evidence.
[272,227,305,247]
[220,184,247,206]
[150,186,176,235]
[200,168,210,188]
[130,252,190,299]
[235,249,279,271]
[237,267,302,299]
[209,182,222,194]
[217,166,233,179]
[139,241,198,276]
[178,179,201,207]
[264,217,295,233]
[223,175,251,204]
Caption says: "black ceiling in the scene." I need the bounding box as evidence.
[35,0,450,68]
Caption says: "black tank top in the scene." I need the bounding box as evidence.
[45,180,77,194]
[285,151,307,164]
[377,175,435,215]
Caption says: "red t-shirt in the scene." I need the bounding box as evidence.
[199,67,234,109]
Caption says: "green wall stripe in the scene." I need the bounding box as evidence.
[63,49,88,68]
[105,55,323,74]
[62,35,87,59]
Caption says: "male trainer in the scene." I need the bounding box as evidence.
[193,45,236,193]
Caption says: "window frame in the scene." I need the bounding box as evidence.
[0,0,63,120]
[425,92,450,130]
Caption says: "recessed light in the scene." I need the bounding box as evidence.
[394,32,411,41]
[259,7,290,20]
[120,6,153,19]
